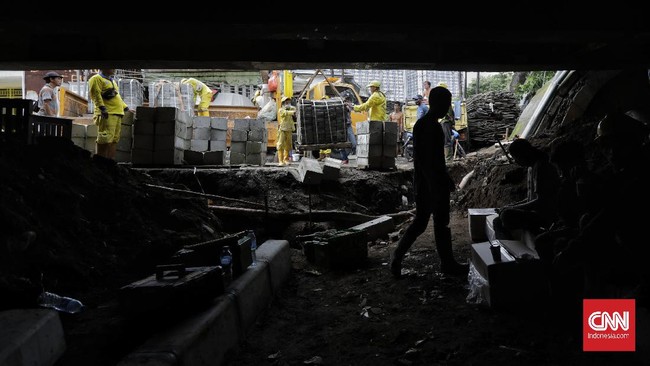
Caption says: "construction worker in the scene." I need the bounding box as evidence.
[181,78,214,116]
[88,69,130,160]
[37,71,64,116]
[353,80,387,121]
[277,96,296,166]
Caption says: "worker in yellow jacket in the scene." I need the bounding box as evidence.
[181,78,214,116]
[353,80,387,121]
[88,69,130,159]
[277,96,296,166]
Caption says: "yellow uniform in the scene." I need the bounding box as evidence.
[88,73,128,145]
[354,91,387,121]
[181,78,213,116]
[277,104,296,165]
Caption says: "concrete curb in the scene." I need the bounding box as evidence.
[118,239,290,366]
[0,309,66,366]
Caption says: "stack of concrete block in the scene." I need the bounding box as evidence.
[148,81,194,120]
[229,118,267,166]
[356,121,397,170]
[119,79,144,109]
[115,111,134,162]
[133,107,187,165]
[180,116,228,165]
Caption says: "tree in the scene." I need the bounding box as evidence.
[466,72,513,98]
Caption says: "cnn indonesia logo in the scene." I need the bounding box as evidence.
[583,299,635,351]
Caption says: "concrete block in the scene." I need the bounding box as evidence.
[248,119,265,130]
[322,157,341,180]
[383,121,398,134]
[209,140,227,152]
[71,123,86,138]
[155,107,177,122]
[204,151,224,165]
[133,135,154,150]
[256,240,291,295]
[383,132,398,146]
[210,117,228,130]
[135,106,155,122]
[349,215,394,241]
[0,309,66,366]
[184,150,204,165]
[468,208,497,243]
[120,124,133,138]
[381,156,395,169]
[190,139,209,152]
[122,110,135,126]
[134,119,155,135]
[132,149,153,165]
[298,157,322,185]
[233,119,250,131]
[192,127,210,140]
[311,229,368,269]
[231,129,248,142]
[175,108,192,125]
[247,128,267,142]
[84,138,95,151]
[470,241,547,309]
[231,142,246,154]
[155,121,175,136]
[356,143,383,158]
[356,121,369,134]
[210,129,227,141]
[175,122,193,139]
[246,141,263,154]
[227,262,272,335]
[229,152,246,165]
[118,295,240,366]
[245,153,266,166]
[86,124,98,138]
[192,116,211,129]
[357,132,383,145]
[152,149,175,165]
[117,137,132,152]
[71,137,85,149]
[175,137,191,150]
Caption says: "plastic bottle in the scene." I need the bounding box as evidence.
[220,245,233,285]
[247,230,257,267]
[37,291,85,314]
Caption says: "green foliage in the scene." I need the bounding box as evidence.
[466,72,513,98]
[516,71,555,98]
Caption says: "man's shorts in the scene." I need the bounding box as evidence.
[94,114,122,144]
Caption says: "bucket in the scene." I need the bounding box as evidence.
[292,153,302,162]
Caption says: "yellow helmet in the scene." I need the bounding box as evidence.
[367,80,381,88]
[437,82,448,89]
[281,96,290,103]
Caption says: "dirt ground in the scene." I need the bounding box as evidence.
[0,136,645,366]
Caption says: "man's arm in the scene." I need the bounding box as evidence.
[353,93,381,112]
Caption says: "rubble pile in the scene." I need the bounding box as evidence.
[466,91,520,149]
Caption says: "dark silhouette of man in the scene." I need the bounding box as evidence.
[390,86,466,277]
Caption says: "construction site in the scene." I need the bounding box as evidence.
[1,21,650,366]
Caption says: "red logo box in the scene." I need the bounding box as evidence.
[583,299,635,351]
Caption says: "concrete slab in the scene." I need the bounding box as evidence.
[349,215,394,241]
[0,309,66,366]
[256,240,291,295]
[227,261,272,336]
[118,295,239,366]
